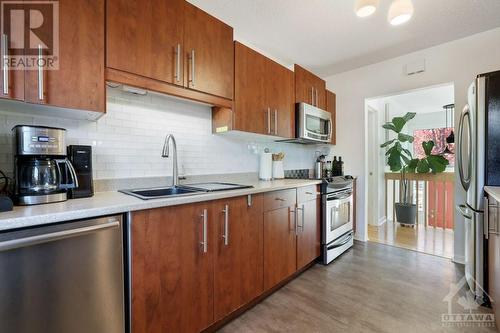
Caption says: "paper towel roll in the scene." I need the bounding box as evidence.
[259,152,273,180]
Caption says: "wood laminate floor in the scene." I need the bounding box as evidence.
[218,242,495,333]
[368,221,454,259]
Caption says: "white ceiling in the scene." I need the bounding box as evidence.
[369,83,454,114]
[188,0,500,76]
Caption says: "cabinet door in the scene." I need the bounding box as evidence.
[313,78,327,110]
[107,0,184,86]
[24,0,105,112]
[264,206,297,290]
[326,90,337,145]
[131,203,214,333]
[234,42,268,135]
[184,3,233,99]
[296,199,321,269]
[294,64,326,109]
[267,59,294,138]
[240,194,264,304]
[213,197,244,320]
[0,32,24,101]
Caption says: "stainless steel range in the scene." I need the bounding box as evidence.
[320,176,354,264]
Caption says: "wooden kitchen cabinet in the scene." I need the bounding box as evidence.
[295,64,326,110]
[326,89,337,145]
[267,58,295,138]
[264,190,297,290]
[0,34,24,101]
[184,2,234,99]
[296,189,321,270]
[131,203,214,333]
[231,42,294,138]
[213,194,264,320]
[25,0,105,112]
[107,0,185,86]
[233,42,268,135]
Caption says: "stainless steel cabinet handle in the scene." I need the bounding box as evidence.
[275,198,286,202]
[305,191,321,196]
[267,108,271,134]
[297,205,305,232]
[316,89,319,107]
[175,44,181,83]
[189,49,195,87]
[247,194,252,207]
[274,110,278,135]
[222,204,229,246]
[311,87,315,106]
[290,207,298,234]
[200,209,208,253]
[0,221,119,252]
[2,34,8,95]
[38,45,44,101]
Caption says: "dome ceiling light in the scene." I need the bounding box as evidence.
[388,0,414,26]
[354,0,414,26]
[354,0,379,18]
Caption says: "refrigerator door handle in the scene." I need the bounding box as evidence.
[457,105,472,191]
[457,204,473,220]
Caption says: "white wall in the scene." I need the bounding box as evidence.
[325,27,500,262]
[0,88,320,179]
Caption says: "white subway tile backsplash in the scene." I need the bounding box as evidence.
[0,88,321,180]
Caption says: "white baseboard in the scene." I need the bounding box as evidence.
[368,217,386,226]
[452,255,465,265]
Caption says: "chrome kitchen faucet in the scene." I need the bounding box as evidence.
[162,134,179,187]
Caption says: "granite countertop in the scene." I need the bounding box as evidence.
[0,178,322,232]
[485,186,500,203]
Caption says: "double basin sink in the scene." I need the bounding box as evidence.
[120,182,253,200]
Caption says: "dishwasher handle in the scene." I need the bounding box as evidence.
[0,219,120,252]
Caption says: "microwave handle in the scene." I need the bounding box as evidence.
[55,158,79,189]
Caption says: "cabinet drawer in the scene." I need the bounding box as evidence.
[264,189,297,212]
[297,185,320,203]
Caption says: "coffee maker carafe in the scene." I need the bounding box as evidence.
[13,125,78,205]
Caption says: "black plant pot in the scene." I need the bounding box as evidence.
[395,203,417,225]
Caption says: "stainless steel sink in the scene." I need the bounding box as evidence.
[119,182,254,200]
[119,186,204,200]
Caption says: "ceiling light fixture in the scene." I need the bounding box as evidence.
[388,0,414,25]
[355,0,379,18]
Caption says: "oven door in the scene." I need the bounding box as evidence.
[323,190,354,245]
[298,103,332,143]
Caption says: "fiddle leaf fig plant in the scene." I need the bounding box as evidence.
[380,112,450,205]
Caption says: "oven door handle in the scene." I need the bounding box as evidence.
[327,193,352,201]
[327,232,353,250]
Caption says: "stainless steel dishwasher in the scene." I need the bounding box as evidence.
[0,215,125,333]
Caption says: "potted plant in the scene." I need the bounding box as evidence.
[380,112,449,225]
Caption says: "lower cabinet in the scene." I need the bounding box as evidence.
[131,188,319,332]
[296,198,321,270]
[487,195,500,329]
[131,194,264,332]
[131,202,214,333]
[212,194,264,320]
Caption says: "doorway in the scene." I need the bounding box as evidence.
[365,83,455,259]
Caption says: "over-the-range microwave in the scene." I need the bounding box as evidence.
[278,102,333,144]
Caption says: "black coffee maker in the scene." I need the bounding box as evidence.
[13,125,79,205]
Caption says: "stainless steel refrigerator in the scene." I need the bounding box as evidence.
[457,70,500,303]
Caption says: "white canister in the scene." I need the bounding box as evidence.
[272,160,285,179]
[259,152,273,180]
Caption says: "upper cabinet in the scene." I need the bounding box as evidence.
[183,3,234,100]
[106,0,234,106]
[326,89,337,145]
[1,0,105,112]
[232,42,294,138]
[294,64,326,110]
[107,0,185,86]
